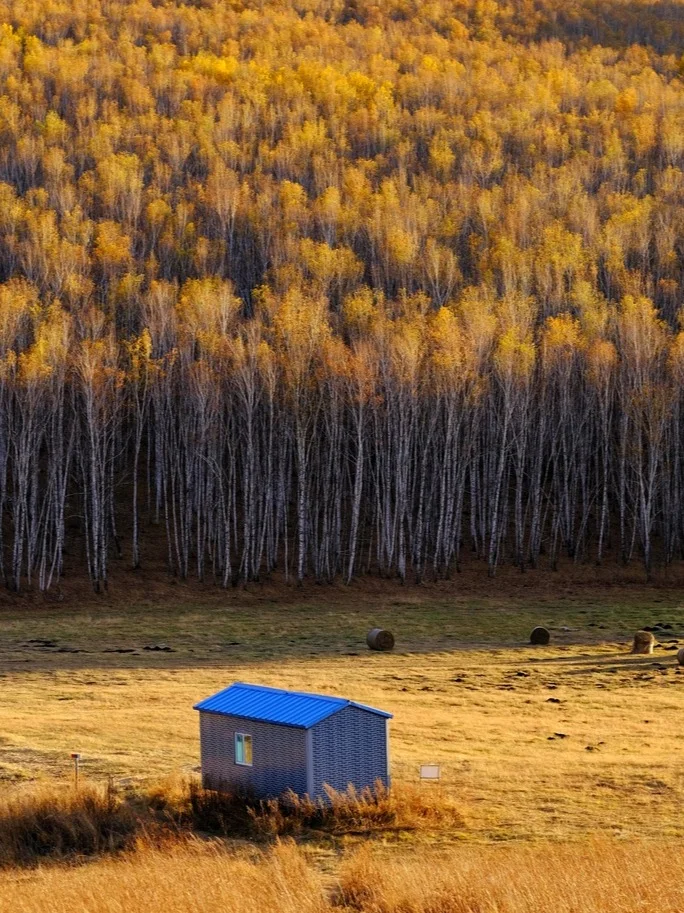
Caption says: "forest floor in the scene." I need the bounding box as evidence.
[1,578,683,844]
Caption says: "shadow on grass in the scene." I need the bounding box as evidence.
[527,652,679,670]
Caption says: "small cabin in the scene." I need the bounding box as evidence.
[194,682,392,800]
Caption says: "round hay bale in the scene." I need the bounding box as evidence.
[530,626,550,646]
[632,630,655,655]
[367,628,395,651]
[677,647,684,667]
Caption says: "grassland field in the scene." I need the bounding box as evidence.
[1,577,684,912]
[1,577,684,839]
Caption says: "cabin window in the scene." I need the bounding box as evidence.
[235,732,253,766]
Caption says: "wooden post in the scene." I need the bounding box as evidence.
[71,752,81,789]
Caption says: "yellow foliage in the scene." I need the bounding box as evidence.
[428,131,455,177]
[94,221,132,271]
[184,51,238,84]
[342,287,383,337]
[177,279,240,337]
[272,287,331,383]
[586,338,618,387]
[428,306,467,387]
[542,313,585,369]
[386,227,417,269]
[494,327,536,383]
[0,280,38,352]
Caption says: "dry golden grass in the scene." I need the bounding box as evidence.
[1,838,684,913]
[3,637,684,840]
[0,778,464,868]
[337,841,684,912]
[160,777,464,841]
[1,592,684,843]
[0,842,328,913]
[0,784,139,867]
[246,781,465,838]
[2,593,684,910]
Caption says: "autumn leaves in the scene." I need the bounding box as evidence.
[0,282,679,591]
[0,1,682,588]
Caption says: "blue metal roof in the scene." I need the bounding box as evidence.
[194,682,392,729]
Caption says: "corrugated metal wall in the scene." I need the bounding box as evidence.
[310,705,389,799]
[199,711,308,796]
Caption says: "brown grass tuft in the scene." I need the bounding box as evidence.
[0,841,328,913]
[337,840,684,913]
[177,779,464,838]
[251,782,464,837]
[0,785,139,867]
[0,779,465,868]
[2,837,684,913]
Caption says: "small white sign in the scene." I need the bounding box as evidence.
[420,764,441,780]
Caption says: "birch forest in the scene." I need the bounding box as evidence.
[0,0,683,590]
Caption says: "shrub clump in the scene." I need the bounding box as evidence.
[179,780,465,838]
[0,779,465,868]
[0,786,139,867]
